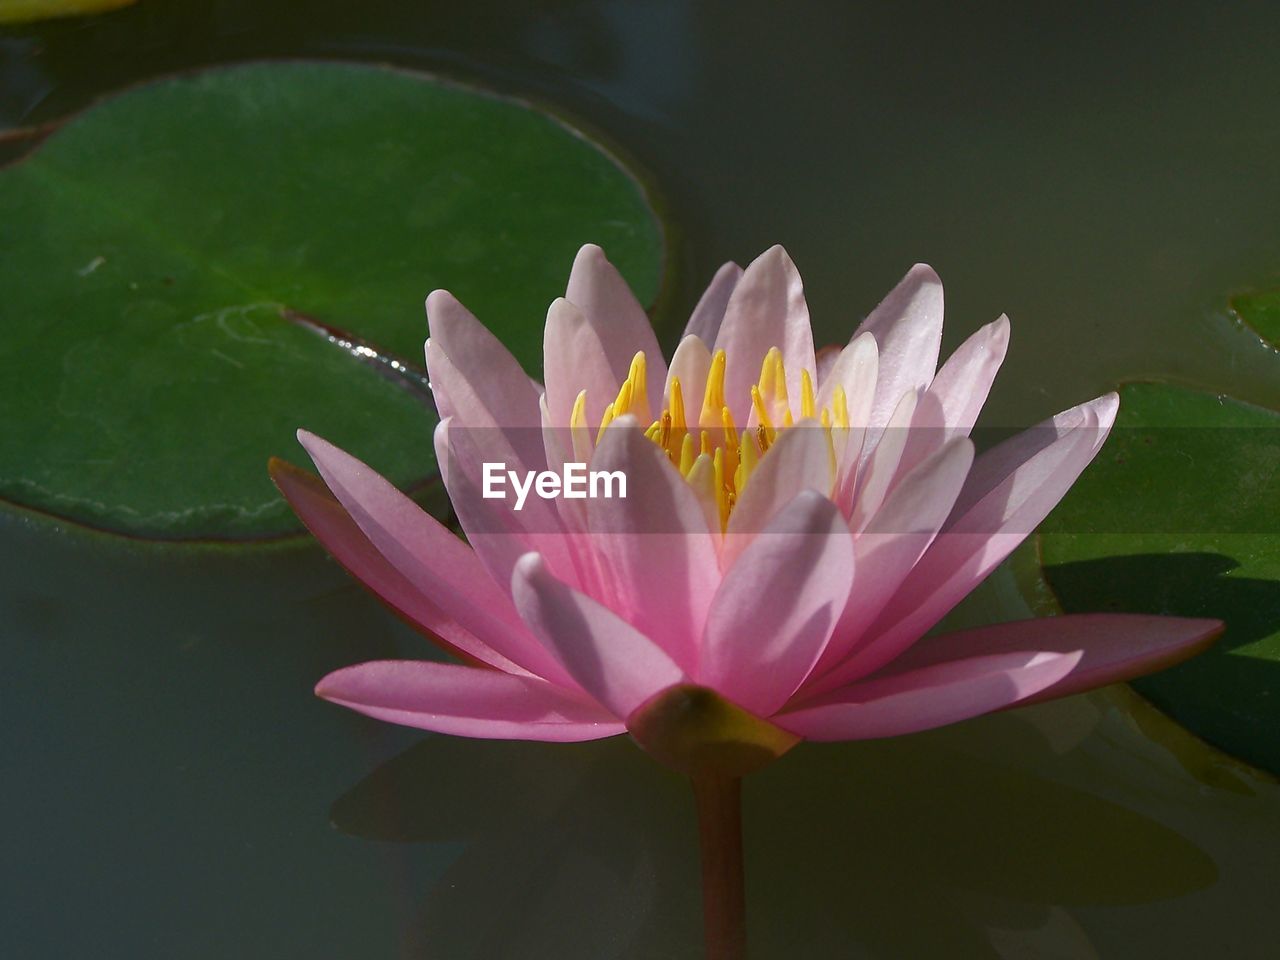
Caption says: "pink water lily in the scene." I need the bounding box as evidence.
[273,244,1219,959]
[273,245,1218,754]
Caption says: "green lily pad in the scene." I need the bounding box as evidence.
[1038,381,1280,773]
[1231,288,1280,350]
[0,61,662,542]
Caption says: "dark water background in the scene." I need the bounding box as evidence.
[3,2,1280,957]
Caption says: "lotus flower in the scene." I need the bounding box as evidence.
[272,245,1218,759]
[273,245,1219,958]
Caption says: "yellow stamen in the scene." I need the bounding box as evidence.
[757,422,772,454]
[569,389,588,433]
[670,377,687,434]
[833,384,850,431]
[679,432,696,475]
[713,448,730,531]
[721,405,738,448]
[627,352,647,418]
[750,385,773,430]
[800,368,816,419]
[597,402,617,445]
[613,378,633,418]
[701,350,727,423]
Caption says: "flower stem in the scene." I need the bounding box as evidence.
[691,773,746,960]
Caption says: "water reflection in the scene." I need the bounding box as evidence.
[334,720,1216,959]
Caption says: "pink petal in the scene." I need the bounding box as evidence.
[426,339,546,475]
[317,660,623,742]
[683,261,743,344]
[271,458,525,674]
[777,650,1080,741]
[714,246,816,423]
[701,491,855,716]
[511,553,687,718]
[808,437,974,682]
[425,289,542,430]
[722,421,833,569]
[297,430,574,687]
[853,263,944,435]
[813,393,1117,691]
[543,297,617,429]
[565,244,667,408]
[925,314,1010,436]
[951,392,1116,521]
[433,417,590,605]
[889,613,1223,706]
[585,419,721,671]
[814,343,842,390]
[665,334,713,416]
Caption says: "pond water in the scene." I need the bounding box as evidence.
[3,2,1280,957]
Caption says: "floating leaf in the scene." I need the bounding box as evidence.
[0,61,663,542]
[1039,381,1280,773]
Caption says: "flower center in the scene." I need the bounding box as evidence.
[570,347,851,530]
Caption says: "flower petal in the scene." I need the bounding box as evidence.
[714,245,816,423]
[777,650,1080,741]
[297,430,574,686]
[270,457,526,674]
[433,415,584,598]
[425,289,542,430]
[813,393,1117,691]
[853,263,944,435]
[723,420,833,568]
[585,419,721,671]
[925,314,1010,436]
[808,437,974,683]
[543,296,616,429]
[888,613,1223,705]
[683,260,743,344]
[702,491,855,716]
[511,553,687,718]
[664,334,713,414]
[565,243,666,406]
[426,339,546,475]
[317,660,623,742]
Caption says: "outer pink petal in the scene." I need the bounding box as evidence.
[776,650,1080,741]
[811,393,1117,693]
[925,314,1010,436]
[297,430,574,687]
[585,419,720,671]
[951,392,1115,521]
[682,261,743,344]
[271,458,525,674]
[809,437,974,681]
[316,660,623,742]
[511,553,687,719]
[543,297,617,429]
[714,245,816,423]
[723,420,833,571]
[853,263,944,435]
[888,613,1223,706]
[701,491,855,716]
[565,244,667,407]
[425,289,543,429]
[427,340,546,475]
[433,416,584,600]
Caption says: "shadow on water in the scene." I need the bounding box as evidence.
[333,728,1217,960]
[1044,550,1280,772]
